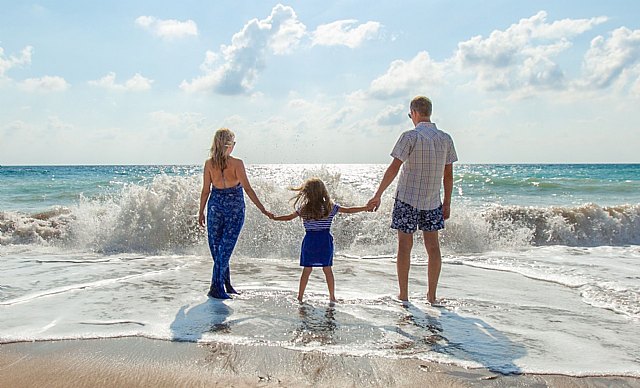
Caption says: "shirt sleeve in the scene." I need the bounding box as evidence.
[446,135,458,164]
[390,131,415,162]
[330,203,340,216]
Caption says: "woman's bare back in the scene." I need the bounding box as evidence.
[208,157,241,189]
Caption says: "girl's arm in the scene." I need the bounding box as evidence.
[338,205,369,214]
[236,159,273,218]
[198,162,212,227]
[272,212,299,221]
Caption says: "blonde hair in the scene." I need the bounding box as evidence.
[209,128,235,171]
[291,178,333,220]
[410,96,432,117]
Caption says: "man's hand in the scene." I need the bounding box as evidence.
[442,203,451,220]
[367,196,381,212]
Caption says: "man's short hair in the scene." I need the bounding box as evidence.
[410,96,432,117]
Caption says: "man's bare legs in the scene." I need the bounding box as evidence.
[397,231,414,301]
[322,266,336,302]
[423,231,441,304]
[298,267,312,302]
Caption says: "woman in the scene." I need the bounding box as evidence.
[198,128,272,299]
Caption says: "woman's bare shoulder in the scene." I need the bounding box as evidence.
[228,156,244,167]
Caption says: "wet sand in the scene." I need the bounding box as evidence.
[0,338,638,387]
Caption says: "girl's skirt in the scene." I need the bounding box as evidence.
[300,230,334,267]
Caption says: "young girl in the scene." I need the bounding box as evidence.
[272,178,369,302]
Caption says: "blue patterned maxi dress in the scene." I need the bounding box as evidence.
[206,183,245,299]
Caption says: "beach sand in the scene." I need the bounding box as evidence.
[0,338,637,387]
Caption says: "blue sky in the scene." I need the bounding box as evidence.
[1,1,639,165]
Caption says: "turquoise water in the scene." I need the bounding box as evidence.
[2,164,639,212]
[456,164,640,206]
[0,165,200,211]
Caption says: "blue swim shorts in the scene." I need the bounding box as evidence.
[391,199,444,234]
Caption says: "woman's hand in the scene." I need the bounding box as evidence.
[262,209,275,219]
[198,212,205,227]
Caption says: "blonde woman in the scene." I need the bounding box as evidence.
[198,128,272,299]
[272,178,369,302]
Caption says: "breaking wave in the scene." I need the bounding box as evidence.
[1,174,639,254]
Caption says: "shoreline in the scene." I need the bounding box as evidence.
[1,338,638,387]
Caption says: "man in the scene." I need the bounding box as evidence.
[368,96,457,304]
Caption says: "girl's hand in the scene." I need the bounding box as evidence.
[198,212,205,227]
[262,209,275,219]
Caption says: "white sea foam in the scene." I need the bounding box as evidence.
[2,172,639,254]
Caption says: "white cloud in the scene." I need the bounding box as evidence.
[532,14,608,40]
[135,16,198,39]
[632,73,640,96]
[180,4,305,94]
[288,98,313,109]
[0,45,33,79]
[469,106,509,121]
[19,76,69,92]
[149,110,205,133]
[1,120,30,135]
[375,104,405,126]
[368,51,446,99]
[89,72,153,91]
[331,107,355,126]
[454,11,606,92]
[47,116,74,132]
[580,27,640,89]
[312,20,381,48]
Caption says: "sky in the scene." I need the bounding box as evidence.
[1,1,639,165]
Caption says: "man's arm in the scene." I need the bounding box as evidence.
[442,163,453,220]
[367,158,403,211]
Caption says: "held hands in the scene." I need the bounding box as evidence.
[367,196,381,212]
[261,208,275,219]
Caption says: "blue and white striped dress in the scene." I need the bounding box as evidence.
[297,204,340,267]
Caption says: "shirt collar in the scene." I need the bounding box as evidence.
[415,121,436,131]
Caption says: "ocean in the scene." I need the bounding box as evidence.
[1,164,639,377]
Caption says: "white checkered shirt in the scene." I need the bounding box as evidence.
[391,122,458,211]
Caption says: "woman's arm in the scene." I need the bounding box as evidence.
[338,206,369,214]
[272,212,299,221]
[236,159,273,218]
[198,161,212,227]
